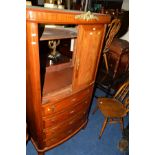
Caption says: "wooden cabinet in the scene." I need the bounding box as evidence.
[26,6,110,155]
[107,38,129,79]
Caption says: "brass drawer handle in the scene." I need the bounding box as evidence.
[69,110,75,114]
[69,120,74,125]
[47,105,55,112]
[71,98,77,102]
[67,130,73,134]
[51,118,55,122]
[84,101,88,104]
[87,89,90,93]
[50,138,56,142]
[51,126,58,130]
[83,111,86,114]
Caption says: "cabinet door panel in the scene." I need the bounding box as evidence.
[72,25,106,90]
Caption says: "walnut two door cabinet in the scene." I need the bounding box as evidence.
[26,6,110,155]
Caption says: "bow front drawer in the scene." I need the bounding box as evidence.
[42,86,93,117]
[43,97,90,128]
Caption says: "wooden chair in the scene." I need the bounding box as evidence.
[95,18,129,97]
[94,80,129,139]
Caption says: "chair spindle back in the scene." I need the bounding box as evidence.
[113,80,129,102]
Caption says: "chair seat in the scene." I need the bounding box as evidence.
[97,98,127,117]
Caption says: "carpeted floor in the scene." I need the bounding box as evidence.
[26,88,129,155]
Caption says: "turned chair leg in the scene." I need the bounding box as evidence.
[38,152,44,155]
[99,117,108,139]
[120,118,124,132]
[92,105,98,115]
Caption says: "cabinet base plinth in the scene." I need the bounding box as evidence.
[31,120,87,153]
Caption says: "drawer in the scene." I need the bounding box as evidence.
[43,98,90,129]
[42,86,93,117]
[43,115,87,147]
[43,110,87,140]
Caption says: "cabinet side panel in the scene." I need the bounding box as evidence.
[72,25,107,90]
[26,21,44,148]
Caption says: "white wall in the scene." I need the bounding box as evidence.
[122,0,129,11]
[38,0,44,5]
[120,0,129,41]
